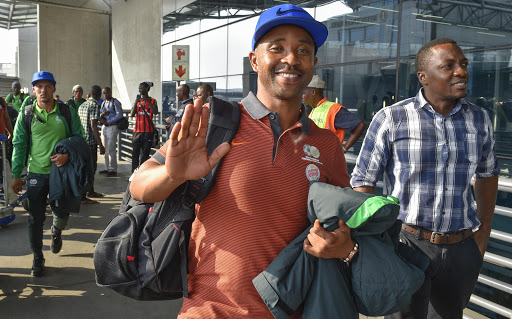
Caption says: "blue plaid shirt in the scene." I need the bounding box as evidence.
[351,89,499,233]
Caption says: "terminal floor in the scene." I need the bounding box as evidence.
[0,157,486,319]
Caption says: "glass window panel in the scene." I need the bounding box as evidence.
[199,27,228,78]
[402,0,512,56]
[199,0,230,32]
[316,62,395,124]
[227,13,258,75]
[227,75,244,102]
[163,1,201,42]
[318,0,399,67]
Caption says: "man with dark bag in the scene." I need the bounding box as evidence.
[130,81,158,172]
[130,5,357,318]
[99,87,124,177]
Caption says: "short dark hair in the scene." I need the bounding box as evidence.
[91,85,102,99]
[198,84,214,97]
[415,38,458,72]
[178,84,190,96]
[139,82,153,91]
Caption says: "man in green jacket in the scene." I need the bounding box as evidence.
[5,81,28,114]
[11,71,85,277]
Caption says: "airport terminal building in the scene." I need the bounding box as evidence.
[0,0,511,317]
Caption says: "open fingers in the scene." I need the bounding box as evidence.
[177,105,193,140]
[197,103,210,139]
[178,99,202,140]
[169,121,182,147]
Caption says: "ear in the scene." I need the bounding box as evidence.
[249,50,258,73]
[32,87,36,94]
[417,71,427,86]
[314,56,318,67]
[311,88,316,96]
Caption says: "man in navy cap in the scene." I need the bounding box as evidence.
[130,4,354,317]
[11,71,84,277]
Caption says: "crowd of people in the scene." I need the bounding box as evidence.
[0,3,500,318]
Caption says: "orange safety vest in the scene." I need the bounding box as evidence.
[309,97,346,143]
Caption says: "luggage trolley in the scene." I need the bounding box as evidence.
[0,134,27,226]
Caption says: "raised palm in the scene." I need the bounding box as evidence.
[165,99,230,183]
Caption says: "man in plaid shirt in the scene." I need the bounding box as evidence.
[78,85,105,203]
[351,38,499,318]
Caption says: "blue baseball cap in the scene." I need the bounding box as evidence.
[31,71,56,86]
[252,4,328,54]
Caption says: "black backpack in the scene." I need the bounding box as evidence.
[101,98,129,130]
[93,97,241,300]
[5,93,27,126]
[21,102,72,161]
[6,92,28,106]
[23,102,72,136]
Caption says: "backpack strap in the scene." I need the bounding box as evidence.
[24,102,74,139]
[57,102,72,137]
[23,102,35,137]
[181,97,241,207]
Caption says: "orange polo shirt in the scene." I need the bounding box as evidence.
[157,93,349,318]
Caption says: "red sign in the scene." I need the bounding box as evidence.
[172,45,189,81]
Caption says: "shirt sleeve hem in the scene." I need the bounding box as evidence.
[350,179,377,188]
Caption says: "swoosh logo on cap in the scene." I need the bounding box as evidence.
[276,8,304,15]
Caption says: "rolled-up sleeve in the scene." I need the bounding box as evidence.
[474,112,499,178]
[351,109,391,188]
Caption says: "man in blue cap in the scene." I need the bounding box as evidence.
[11,71,84,277]
[130,4,355,317]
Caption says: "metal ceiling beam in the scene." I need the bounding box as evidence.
[1,0,111,15]
[6,2,13,29]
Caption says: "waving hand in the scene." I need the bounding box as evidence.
[130,98,231,203]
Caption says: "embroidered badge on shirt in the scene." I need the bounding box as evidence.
[29,179,38,185]
[302,144,323,165]
[306,164,320,181]
[56,116,62,122]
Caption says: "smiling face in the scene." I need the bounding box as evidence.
[249,24,318,105]
[417,43,469,108]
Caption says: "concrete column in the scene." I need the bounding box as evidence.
[111,0,162,111]
[37,5,111,100]
[18,27,38,91]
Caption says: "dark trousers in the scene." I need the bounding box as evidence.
[385,230,483,319]
[131,132,152,172]
[81,144,97,199]
[27,173,68,255]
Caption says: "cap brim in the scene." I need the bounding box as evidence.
[252,17,328,51]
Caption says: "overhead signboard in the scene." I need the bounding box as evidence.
[172,45,189,81]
